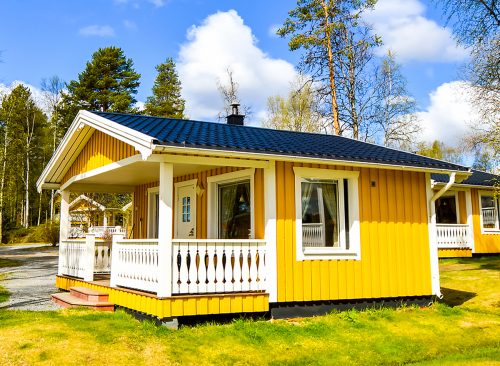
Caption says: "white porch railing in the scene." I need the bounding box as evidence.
[172,239,267,295]
[110,239,159,293]
[88,226,126,238]
[303,223,324,247]
[58,236,112,280]
[436,224,471,248]
[94,241,112,273]
[481,208,497,226]
[59,239,87,278]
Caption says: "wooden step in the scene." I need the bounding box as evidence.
[70,286,109,303]
[51,292,115,312]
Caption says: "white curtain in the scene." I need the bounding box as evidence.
[321,182,339,247]
[301,182,315,221]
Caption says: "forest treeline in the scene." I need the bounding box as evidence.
[0,0,497,242]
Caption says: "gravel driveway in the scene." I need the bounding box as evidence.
[0,244,60,311]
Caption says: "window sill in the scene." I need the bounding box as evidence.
[299,248,360,261]
[481,229,500,235]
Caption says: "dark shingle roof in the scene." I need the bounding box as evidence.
[432,169,499,187]
[92,111,470,172]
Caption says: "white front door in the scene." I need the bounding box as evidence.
[175,182,197,238]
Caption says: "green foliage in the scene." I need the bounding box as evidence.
[264,78,323,133]
[416,140,464,164]
[59,46,141,125]
[144,58,185,118]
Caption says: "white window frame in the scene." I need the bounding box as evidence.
[478,190,500,234]
[207,168,255,239]
[147,186,159,239]
[174,178,198,239]
[294,167,360,261]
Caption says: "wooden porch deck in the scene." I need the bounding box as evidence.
[56,275,269,319]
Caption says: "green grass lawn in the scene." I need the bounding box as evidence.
[0,256,499,365]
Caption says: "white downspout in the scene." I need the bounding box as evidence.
[427,172,456,299]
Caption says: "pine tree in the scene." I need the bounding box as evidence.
[144,58,185,118]
[59,46,141,127]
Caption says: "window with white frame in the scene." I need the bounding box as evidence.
[479,191,500,232]
[207,169,255,239]
[294,167,360,260]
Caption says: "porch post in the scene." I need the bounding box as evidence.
[465,189,475,251]
[59,189,70,242]
[58,189,71,276]
[157,162,174,298]
[110,233,124,288]
[264,161,277,303]
[83,234,95,282]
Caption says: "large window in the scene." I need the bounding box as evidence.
[294,167,360,260]
[480,192,500,232]
[207,169,255,239]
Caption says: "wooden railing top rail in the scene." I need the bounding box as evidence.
[172,239,266,244]
[115,239,159,245]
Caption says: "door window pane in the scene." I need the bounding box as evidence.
[219,180,251,239]
[182,196,191,223]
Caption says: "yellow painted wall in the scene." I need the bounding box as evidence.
[457,191,467,224]
[471,188,500,253]
[56,276,268,318]
[275,162,432,302]
[63,130,138,184]
[132,166,265,240]
[438,248,472,258]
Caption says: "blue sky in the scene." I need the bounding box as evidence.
[0,0,478,145]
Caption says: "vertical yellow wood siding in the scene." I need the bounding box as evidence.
[457,191,467,224]
[132,166,265,240]
[275,162,432,302]
[438,248,472,258]
[62,130,137,184]
[471,188,500,253]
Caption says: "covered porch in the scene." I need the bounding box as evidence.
[55,152,277,314]
[433,189,474,257]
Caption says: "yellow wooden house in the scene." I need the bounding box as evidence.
[37,110,474,320]
[431,170,500,258]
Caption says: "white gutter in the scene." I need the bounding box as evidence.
[427,172,456,299]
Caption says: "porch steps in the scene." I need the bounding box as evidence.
[51,287,114,312]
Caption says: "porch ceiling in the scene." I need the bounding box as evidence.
[65,161,218,192]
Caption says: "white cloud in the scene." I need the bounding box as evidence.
[123,20,137,30]
[417,81,479,145]
[363,0,467,62]
[0,81,50,113]
[79,25,115,37]
[177,10,298,123]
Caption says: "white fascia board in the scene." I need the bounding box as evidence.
[153,145,472,176]
[37,110,155,192]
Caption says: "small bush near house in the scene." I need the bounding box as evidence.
[2,222,59,245]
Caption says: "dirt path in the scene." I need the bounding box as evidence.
[0,244,60,311]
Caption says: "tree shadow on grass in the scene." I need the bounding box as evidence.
[440,287,476,307]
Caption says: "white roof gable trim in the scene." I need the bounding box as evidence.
[37,110,155,192]
[69,194,106,211]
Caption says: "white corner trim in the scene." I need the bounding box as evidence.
[264,161,277,303]
[293,166,361,261]
[426,172,442,298]
[207,168,255,239]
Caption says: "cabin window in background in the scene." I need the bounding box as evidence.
[480,193,500,231]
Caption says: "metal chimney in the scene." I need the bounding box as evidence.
[226,103,245,126]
